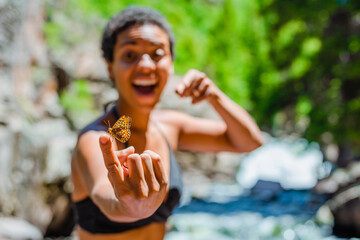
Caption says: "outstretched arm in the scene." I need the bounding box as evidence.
[73,132,168,222]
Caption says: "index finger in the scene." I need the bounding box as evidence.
[99,134,124,181]
[183,69,205,85]
[175,70,198,96]
[182,70,206,97]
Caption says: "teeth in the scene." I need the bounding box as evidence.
[133,79,157,86]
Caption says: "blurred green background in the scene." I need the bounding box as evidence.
[1,0,359,238]
[45,0,360,166]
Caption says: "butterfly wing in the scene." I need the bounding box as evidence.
[113,129,131,143]
[113,115,131,130]
[109,115,131,143]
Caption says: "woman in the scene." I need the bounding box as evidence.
[71,6,263,240]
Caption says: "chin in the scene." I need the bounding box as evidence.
[131,96,159,111]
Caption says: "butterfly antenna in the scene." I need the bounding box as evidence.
[104,120,115,142]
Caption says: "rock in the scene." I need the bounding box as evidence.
[314,160,360,238]
[0,103,75,232]
[315,205,334,226]
[46,7,107,81]
[0,217,43,240]
[332,196,360,238]
[328,183,360,238]
[29,118,76,183]
[167,212,327,240]
[250,180,284,202]
[44,190,75,238]
[214,152,243,183]
[44,135,76,183]
[0,0,78,236]
[236,138,324,190]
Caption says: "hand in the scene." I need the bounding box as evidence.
[99,134,169,219]
[175,69,217,104]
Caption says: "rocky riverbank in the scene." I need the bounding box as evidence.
[1,1,359,239]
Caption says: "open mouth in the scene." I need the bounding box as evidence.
[132,79,158,95]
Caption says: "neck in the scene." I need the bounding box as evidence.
[116,98,152,132]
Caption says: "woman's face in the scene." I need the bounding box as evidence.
[107,23,173,111]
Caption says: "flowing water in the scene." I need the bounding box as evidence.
[166,189,357,240]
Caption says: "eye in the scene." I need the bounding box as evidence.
[152,48,165,61]
[122,50,138,63]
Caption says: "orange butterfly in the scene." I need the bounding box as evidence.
[105,115,131,143]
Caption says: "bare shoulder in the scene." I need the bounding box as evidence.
[77,130,104,152]
[74,112,111,156]
[74,129,110,168]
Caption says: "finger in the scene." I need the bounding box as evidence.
[99,134,124,181]
[143,150,168,188]
[141,153,160,193]
[183,73,206,97]
[175,83,185,97]
[177,70,201,96]
[188,76,205,97]
[127,154,149,198]
[198,78,211,93]
[115,146,135,166]
[114,146,135,177]
[182,69,199,87]
[192,83,210,104]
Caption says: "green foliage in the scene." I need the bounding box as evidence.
[59,79,99,129]
[45,0,360,155]
[301,37,322,57]
[60,79,95,112]
[43,22,63,50]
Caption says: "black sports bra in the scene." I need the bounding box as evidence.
[74,107,183,234]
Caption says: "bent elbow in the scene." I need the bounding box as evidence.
[252,140,263,151]
[254,135,264,149]
[245,134,264,153]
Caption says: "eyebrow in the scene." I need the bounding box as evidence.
[119,39,165,47]
[120,40,137,46]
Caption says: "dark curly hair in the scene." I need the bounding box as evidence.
[101,6,175,62]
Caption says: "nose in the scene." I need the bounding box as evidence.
[137,54,156,73]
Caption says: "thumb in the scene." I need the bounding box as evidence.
[175,82,186,97]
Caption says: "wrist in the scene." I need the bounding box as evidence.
[207,84,222,104]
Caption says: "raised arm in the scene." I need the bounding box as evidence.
[175,69,263,153]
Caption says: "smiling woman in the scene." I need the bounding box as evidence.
[71,5,263,240]
[108,23,173,110]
